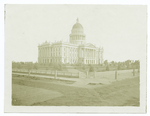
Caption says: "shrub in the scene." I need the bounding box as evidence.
[45,66,49,70]
[54,64,59,70]
[82,65,85,70]
[12,63,17,69]
[59,63,62,70]
[89,65,94,72]
[106,65,109,71]
[118,65,121,70]
[27,63,33,71]
[34,63,39,70]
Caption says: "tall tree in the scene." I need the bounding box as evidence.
[104,60,108,66]
[111,61,115,66]
[125,60,131,68]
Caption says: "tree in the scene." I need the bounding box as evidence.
[20,62,24,65]
[111,61,115,66]
[125,60,131,69]
[34,63,39,72]
[52,63,59,70]
[134,60,140,69]
[12,62,17,69]
[89,65,94,72]
[59,63,62,71]
[17,63,22,71]
[48,63,52,67]
[27,63,33,76]
[104,60,108,66]
[45,66,50,73]
[106,65,109,71]
[82,64,86,70]
[118,62,121,70]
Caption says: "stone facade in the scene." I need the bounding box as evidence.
[38,18,104,64]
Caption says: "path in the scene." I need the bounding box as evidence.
[66,66,86,78]
[12,72,79,82]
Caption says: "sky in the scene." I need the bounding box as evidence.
[5,5,147,63]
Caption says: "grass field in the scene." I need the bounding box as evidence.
[12,75,140,106]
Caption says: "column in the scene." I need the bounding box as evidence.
[90,49,92,59]
[40,48,41,57]
[44,47,46,57]
[45,48,46,57]
[43,48,44,58]
[84,48,85,58]
[41,48,42,58]
[92,49,93,58]
[90,49,91,58]
[38,48,40,57]
[43,48,45,57]
[45,48,46,58]
[47,47,48,57]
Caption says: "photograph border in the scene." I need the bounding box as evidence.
[1,0,149,114]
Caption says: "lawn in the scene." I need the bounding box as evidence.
[12,75,140,106]
[12,84,63,105]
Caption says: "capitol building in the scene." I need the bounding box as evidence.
[38,18,104,64]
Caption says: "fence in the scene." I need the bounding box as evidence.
[12,69,79,78]
[12,69,139,80]
[79,69,139,80]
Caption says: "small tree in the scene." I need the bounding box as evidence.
[34,63,39,72]
[104,60,108,66]
[111,61,115,66]
[125,60,131,68]
[12,62,17,69]
[27,63,33,77]
[48,63,52,67]
[134,60,140,69]
[89,65,94,72]
[17,63,22,71]
[82,64,86,70]
[118,63,121,70]
[45,66,50,73]
[59,63,62,71]
[106,65,109,71]
[53,63,59,70]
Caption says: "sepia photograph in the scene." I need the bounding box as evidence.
[4,4,147,113]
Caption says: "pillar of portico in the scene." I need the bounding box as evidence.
[93,49,94,59]
[41,48,43,58]
[87,49,88,59]
[91,49,92,59]
[45,48,46,58]
[40,48,42,57]
[47,47,48,58]
[43,48,44,58]
[40,48,41,58]
[43,48,45,58]
[84,48,85,58]
[88,49,89,59]
[45,47,47,57]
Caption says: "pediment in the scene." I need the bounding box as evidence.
[85,43,96,48]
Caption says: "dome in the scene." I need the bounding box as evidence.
[72,23,83,29]
[72,18,83,29]
[69,18,86,45]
